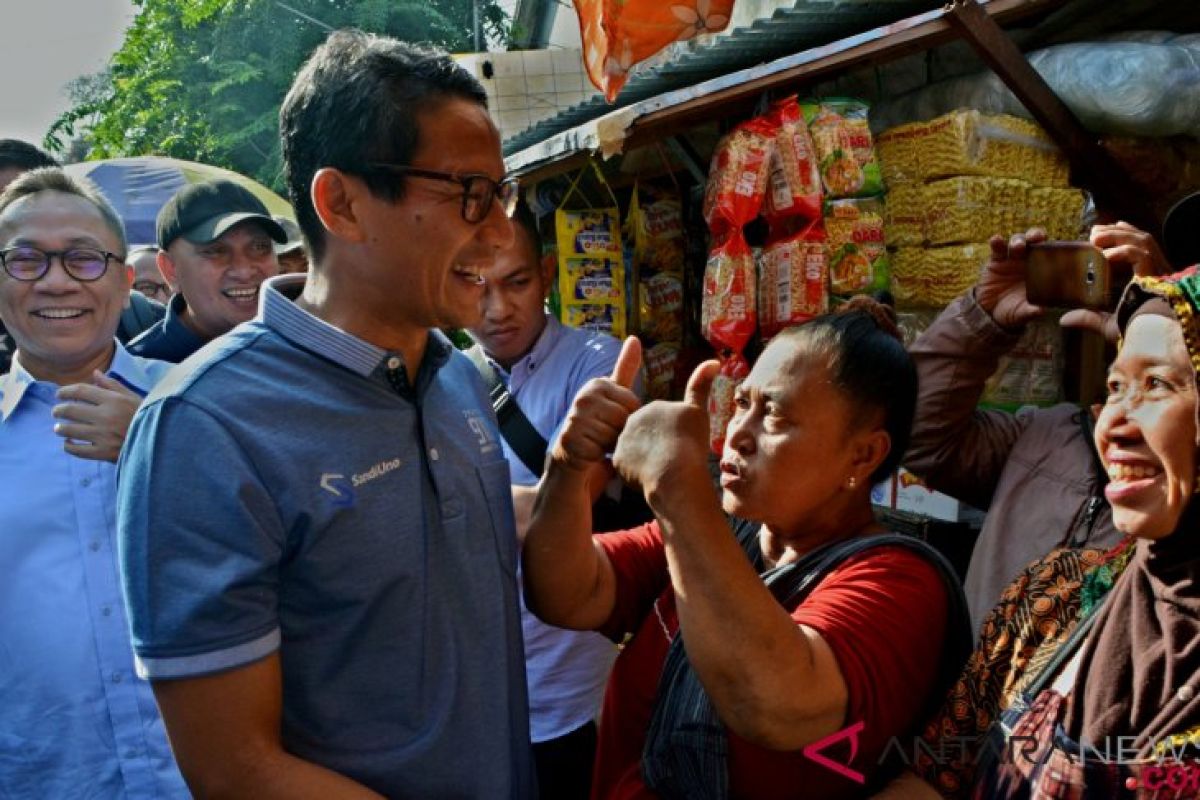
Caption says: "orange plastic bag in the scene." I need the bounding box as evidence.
[575,0,735,102]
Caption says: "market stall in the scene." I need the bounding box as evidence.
[504,0,1200,545]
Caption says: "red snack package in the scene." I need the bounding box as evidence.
[701,232,757,354]
[758,221,829,340]
[702,117,776,234]
[707,354,750,455]
[764,97,823,222]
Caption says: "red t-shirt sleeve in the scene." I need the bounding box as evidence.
[595,521,669,642]
[792,546,951,769]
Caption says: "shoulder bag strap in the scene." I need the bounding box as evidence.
[465,344,549,477]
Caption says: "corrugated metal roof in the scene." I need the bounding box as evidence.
[502,0,941,155]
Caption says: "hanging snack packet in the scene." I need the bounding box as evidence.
[628,185,686,346]
[764,96,823,222]
[561,256,624,302]
[708,354,750,454]
[824,197,888,296]
[564,303,627,337]
[703,117,775,234]
[559,208,622,254]
[701,233,757,354]
[556,204,627,338]
[644,341,681,401]
[801,98,884,199]
[758,222,829,339]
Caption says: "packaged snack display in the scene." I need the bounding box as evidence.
[627,184,685,399]
[876,110,1069,187]
[644,341,682,401]
[800,98,884,199]
[981,318,1064,410]
[628,186,685,341]
[764,97,823,222]
[882,183,926,248]
[701,234,757,354]
[876,120,927,186]
[558,208,622,254]
[703,117,776,233]
[628,188,685,272]
[922,177,1085,245]
[890,243,990,309]
[555,206,627,338]
[564,303,628,336]
[708,355,750,454]
[758,223,828,339]
[561,256,624,302]
[824,197,888,296]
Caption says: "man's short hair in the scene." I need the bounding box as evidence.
[0,139,58,173]
[279,29,488,262]
[0,167,127,254]
[511,201,541,260]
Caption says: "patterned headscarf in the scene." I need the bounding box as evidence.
[1066,266,1200,757]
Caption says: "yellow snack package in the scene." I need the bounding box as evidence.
[556,205,627,339]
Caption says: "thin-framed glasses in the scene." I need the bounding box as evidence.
[368,164,519,224]
[133,280,171,299]
[0,247,123,282]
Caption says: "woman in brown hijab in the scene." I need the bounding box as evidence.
[883,268,1200,799]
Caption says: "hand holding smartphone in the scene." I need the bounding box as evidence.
[1025,241,1130,311]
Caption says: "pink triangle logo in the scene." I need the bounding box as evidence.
[802,720,866,784]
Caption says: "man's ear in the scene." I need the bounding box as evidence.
[312,168,368,245]
[122,264,134,309]
[156,249,178,292]
[540,254,557,301]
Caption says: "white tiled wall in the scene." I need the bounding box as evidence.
[454,48,595,141]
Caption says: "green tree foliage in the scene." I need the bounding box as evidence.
[48,0,510,190]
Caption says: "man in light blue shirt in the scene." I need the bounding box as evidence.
[468,203,623,799]
[0,168,186,798]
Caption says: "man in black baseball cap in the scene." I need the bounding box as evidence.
[126,180,286,362]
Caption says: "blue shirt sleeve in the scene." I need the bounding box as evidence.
[117,396,284,679]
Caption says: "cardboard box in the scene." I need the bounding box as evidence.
[893,468,985,525]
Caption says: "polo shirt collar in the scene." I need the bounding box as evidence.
[485,312,562,380]
[158,293,207,357]
[0,339,152,422]
[260,274,454,378]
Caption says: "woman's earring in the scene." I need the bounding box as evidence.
[846,476,857,489]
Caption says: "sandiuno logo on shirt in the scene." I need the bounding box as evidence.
[319,457,403,508]
[462,410,499,455]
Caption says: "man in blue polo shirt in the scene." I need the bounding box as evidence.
[467,202,621,799]
[0,167,187,798]
[117,30,533,798]
[126,179,285,363]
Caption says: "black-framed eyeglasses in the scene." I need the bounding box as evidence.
[368,164,519,224]
[133,279,170,299]
[0,247,123,282]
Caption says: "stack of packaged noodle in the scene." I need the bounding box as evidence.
[801,98,889,301]
[701,116,773,453]
[554,207,627,338]
[878,109,1077,410]
[878,109,1085,310]
[627,183,685,400]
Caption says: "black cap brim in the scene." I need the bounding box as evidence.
[181,212,288,246]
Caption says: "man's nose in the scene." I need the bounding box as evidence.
[478,200,516,251]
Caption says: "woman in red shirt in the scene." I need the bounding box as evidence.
[523,299,971,799]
